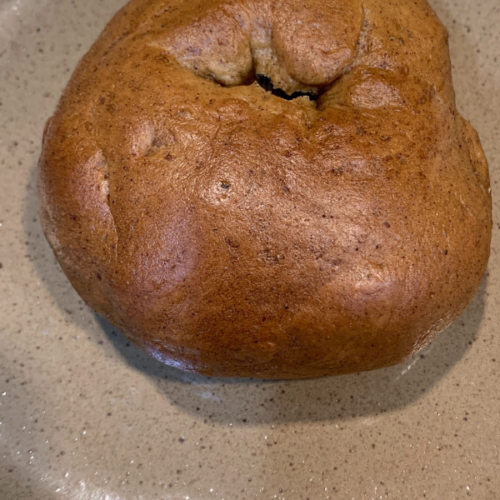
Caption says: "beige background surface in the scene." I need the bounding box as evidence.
[1,0,499,498]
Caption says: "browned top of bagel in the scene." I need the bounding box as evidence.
[38,0,492,378]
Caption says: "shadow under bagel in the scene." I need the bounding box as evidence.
[24,0,496,425]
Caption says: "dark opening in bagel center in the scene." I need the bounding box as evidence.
[255,74,320,102]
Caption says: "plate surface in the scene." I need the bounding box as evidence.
[1,0,499,498]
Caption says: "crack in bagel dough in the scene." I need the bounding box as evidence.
[166,0,363,95]
[38,0,492,378]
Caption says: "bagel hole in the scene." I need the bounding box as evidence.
[255,74,320,103]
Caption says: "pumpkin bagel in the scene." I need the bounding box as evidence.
[38,0,492,378]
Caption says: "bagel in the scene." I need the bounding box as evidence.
[38,0,492,378]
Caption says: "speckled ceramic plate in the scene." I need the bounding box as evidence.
[1,0,499,499]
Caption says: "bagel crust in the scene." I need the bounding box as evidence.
[38,0,492,378]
